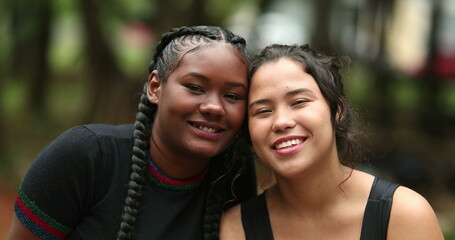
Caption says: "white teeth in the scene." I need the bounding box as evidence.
[275,139,303,149]
[198,125,216,133]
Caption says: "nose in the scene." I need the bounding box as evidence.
[271,108,296,132]
[199,94,226,118]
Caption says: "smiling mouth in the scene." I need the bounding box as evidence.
[272,138,305,149]
[190,122,223,133]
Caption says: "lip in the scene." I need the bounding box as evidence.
[271,135,307,155]
[189,121,225,140]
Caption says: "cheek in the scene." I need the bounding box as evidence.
[227,104,246,128]
[166,91,198,113]
[251,140,270,166]
[301,104,332,126]
[316,109,333,128]
[248,119,266,144]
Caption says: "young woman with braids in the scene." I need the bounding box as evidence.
[220,44,444,240]
[8,25,257,240]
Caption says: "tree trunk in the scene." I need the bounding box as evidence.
[0,96,10,178]
[311,0,334,53]
[9,0,53,115]
[77,0,130,123]
[154,0,186,36]
[188,0,209,26]
[28,0,53,115]
[371,0,395,130]
[419,0,442,135]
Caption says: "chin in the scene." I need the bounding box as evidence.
[273,164,305,178]
[193,140,232,156]
[191,147,222,159]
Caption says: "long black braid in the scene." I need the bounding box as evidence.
[116,26,256,240]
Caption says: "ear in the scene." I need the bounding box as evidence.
[147,70,162,104]
[335,102,345,123]
[336,107,342,123]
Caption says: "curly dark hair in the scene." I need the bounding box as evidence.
[116,26,256,240]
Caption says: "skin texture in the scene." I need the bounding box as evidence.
[247,58,337,179]
[147,42,248,179]
[8,43,249,240]
[220,58,444,240]
[8,215,40,240]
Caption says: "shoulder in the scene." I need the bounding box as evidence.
[46,124,129,149]
[16,124,135,237]
[48,124,133,155]
[33,124,119,161]
[81,123,134,139]
[23,124,134,199]
[388,186,444,240]
[220,204,246,240]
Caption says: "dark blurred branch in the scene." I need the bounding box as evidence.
[9,0,53,115]
[311,0,334,53]
[29,0,53,115]
[188,0,209,26]
[77,0,131,123]
[0,100,10,178]
[371,0,395,129]
[419,0,443,135]
[154,0,213,36]
[9,0,26,76]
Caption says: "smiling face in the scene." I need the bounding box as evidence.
[248,58,338,178]
[149,43,248,163]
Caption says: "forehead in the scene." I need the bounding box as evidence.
[180,42,246,66]
[182,43,246,69]
[170,42,248,84]
[249,58,320,99]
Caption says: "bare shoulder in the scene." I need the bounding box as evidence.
[388,186,444,240]
[220,204,246,240]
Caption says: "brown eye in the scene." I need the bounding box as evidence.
[292,99,309,107]
[224,93,242,101]
[185,84,204,93]
[253,108,271,116]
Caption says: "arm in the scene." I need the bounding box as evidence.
[8,215,41,240]
[387,186,444,240]
[7,126,102,239]
[219,204,246,240]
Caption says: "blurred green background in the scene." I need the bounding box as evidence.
[1,0,454,238]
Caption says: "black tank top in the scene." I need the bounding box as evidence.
[241,177,400,240]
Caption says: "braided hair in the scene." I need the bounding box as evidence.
[249,44,362,169]
[116,26,256,240]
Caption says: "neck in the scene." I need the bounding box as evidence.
[149,129,210,180]
[270,160,353,217]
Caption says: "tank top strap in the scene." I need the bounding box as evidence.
[360,177,400,240]
[241,191,274,240]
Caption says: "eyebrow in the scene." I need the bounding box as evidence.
[185,72,209,81]
[185,72,247,90]
[249,88,315,109]
[248,99,271,109]
[286,88,315,97]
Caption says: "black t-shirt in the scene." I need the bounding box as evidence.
[15,124,208,239]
